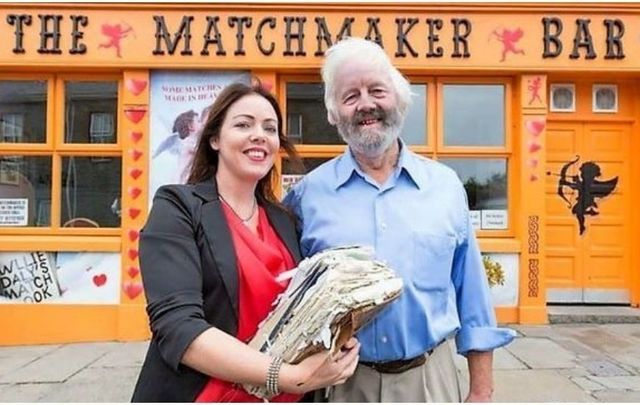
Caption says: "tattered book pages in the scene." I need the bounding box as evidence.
[244,246,403,400]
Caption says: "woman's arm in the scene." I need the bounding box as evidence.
[183,328,360,394]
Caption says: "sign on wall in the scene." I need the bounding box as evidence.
[148,70,249,204]
[0,252,120,304]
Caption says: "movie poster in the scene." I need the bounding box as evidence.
[0,251,120,304]
[148,71,250,204]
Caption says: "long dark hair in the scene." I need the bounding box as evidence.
[187,81,301,207]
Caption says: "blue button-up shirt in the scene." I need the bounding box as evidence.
[283,142,516,362]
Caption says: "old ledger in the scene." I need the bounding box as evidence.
[244,245,403,399]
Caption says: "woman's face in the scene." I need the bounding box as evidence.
[211,93,280,184]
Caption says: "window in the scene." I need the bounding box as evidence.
[283,76,512,234]
[592,84,618,113]
[550,83,576,112]
[1,113,24,143]
[439,158,508,230]
[442,84,505,147]
[285,82,343,145]
[0,80,47,144]
[0,75,121,231]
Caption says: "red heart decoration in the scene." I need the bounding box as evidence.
[128,249,138,260]
[129,168,143,180]
[530,173,539,182]
[528,141,542,154]
[129,208,141,219]
[125,78,147,96]
[127,266,140,279]
[525,118,546,137]
[130,131,143,143]
[129,149,143,161]
[93,274,107,287]
[123,281,143,300]
[128,229,140,242]
[527,158,538,168]
[129,186,142,199]
[124,108,146,124]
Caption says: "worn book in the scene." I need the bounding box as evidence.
[244,245,403,399]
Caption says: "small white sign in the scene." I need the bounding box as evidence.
[0,198,28,226]
[281,174,304,197]
[469,210,481,230]
[481,210,508,230]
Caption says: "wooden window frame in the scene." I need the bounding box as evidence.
[0,73,123,251]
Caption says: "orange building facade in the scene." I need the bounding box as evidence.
[0,2,639,345]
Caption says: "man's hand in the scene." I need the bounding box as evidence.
[465,351,493,402]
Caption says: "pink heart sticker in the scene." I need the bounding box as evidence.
[127,266,140,279]
[129,208,141,219]
[128,229,140,242]
[129,149,143,161]
[128,249,138,261]
[129,131,143,143]
[129,186,142,199]
[525,118,546,137]
[123,281,143,300]
[124,108,146,124]
[528,141,542,153]
[125,78,147,96]
[93,274,107,287]
[129,168,143,180]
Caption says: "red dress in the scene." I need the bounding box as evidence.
[196,204,303,403]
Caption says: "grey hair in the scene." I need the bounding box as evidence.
[321,37,412,125]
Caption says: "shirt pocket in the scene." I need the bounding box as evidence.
[411,232,457,291]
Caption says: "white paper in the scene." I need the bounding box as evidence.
[0,198,28,226]
[481,209,508,230]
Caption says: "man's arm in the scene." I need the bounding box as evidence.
[466,351,493,402]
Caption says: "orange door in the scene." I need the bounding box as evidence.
[545,122,631,303]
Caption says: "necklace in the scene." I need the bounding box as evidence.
[219,194,257,223]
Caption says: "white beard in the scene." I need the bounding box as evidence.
[337,108,403,157]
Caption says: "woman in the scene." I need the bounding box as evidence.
[131,83,360,402]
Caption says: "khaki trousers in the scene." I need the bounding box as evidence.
[327,340,463,403]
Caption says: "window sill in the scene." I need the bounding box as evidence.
[0,234,120,252]
[478,238,521,253]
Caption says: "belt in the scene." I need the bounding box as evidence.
[359,341,444,374]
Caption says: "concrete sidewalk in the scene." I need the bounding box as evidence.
[2,324,640,402]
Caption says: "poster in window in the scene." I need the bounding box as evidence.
[0,198,28,226]
[0,251,120,304]
[149,71,250,206]
[481,209,508,230]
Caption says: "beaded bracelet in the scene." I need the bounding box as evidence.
[265,356,284,398]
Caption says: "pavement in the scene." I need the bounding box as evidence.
[2,322,640,402]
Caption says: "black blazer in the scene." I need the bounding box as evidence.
[131,180,301,402]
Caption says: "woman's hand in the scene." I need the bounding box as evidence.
[279,337,360,394]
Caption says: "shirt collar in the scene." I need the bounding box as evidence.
[333,139,426,190]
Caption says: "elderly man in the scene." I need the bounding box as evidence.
[283,37,515,402]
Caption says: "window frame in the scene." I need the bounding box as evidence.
[0,73,123,242]
[434,77,514,238]
[436,77,512,154]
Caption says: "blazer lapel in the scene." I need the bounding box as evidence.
[265,204,302,264]
[194,181,239,318]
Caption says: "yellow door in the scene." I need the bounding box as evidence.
[545,122,631,303]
